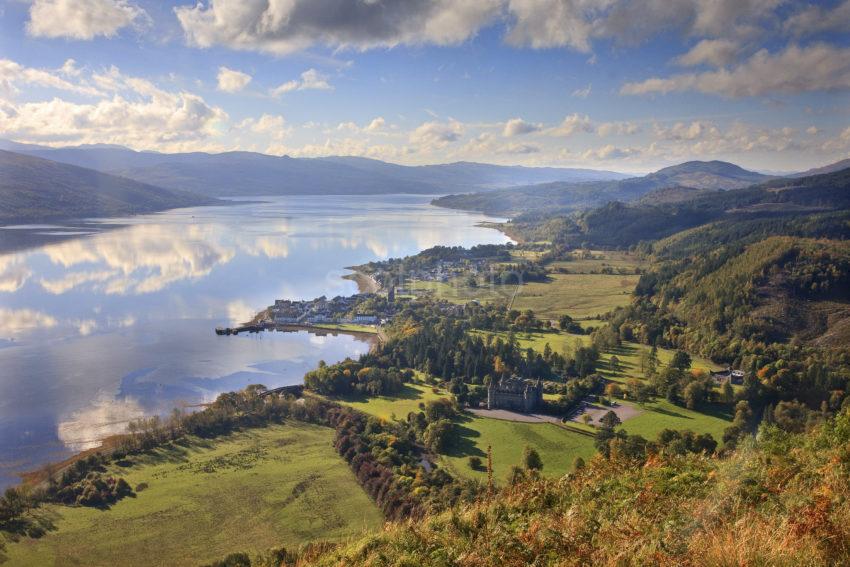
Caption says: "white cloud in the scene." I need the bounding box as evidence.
[216,66,252,93]
[176,0,501,55]
[549,113,594,136]
[622,44,850,98]
[366,117,386,132]
[806,126,819,136]
[0,60,227,151]
[410,119,465,149]
[502,117,541,137]
[0,308,57,336]
[271,69,332,97]
[675,39,741,67]
[0,256,31,293]
[572,83,592,98]
[0,58,101,97]
[597,121,640,137]
[581,144,640,161]
[27,0,147,40]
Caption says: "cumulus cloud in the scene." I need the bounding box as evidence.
[176,0,501,55]
[502,117,541,137]
[622,44,850,97]
[0,58,101,97]
[581,144,640,160]
[410,119,464,149]
[675,39,741,67]
[271,69,332,97]
[597,121,640,137]
[27,0,147,40]
[216,66,252,93]
[366,117,386,132]
[549,113,594,136]
[0,59,227,151]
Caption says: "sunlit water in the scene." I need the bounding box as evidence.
[0,195,509,487]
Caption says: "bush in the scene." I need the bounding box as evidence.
[468,456,482,470]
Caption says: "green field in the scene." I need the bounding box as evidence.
[441,414,596,483]
[332,382,448,420]
[512,272,639,319]
[550,250,645,274]
[328,380,595,483]
[2,422,381,567]
[615,399,732,442]
[407,279,516,305]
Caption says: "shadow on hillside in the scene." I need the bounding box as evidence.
[443,414,485,459]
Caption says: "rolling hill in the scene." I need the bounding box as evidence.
[0,140,628,197]
[432,160,771,216]
[0,150,219,223]
[507,166,850,248]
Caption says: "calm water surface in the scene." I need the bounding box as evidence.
[0,195,509,487]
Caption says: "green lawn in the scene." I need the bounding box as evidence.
[331,382,448,421]
[442,414,596,483]
[2,422,381,567]
[615,399,732,442]
[512,272,640,319]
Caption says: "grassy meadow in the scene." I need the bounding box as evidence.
[440,415,596,483]
[332,381,447,420]
[2,422,381,567]
[512,272,639,319]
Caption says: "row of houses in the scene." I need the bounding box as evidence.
[271,294,379,325]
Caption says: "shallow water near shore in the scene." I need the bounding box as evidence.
[0,194,509,488]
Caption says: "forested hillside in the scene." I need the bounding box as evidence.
[505,166,850,248]
[0,150,218,223]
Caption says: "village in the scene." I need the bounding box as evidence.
[269,294,383,325]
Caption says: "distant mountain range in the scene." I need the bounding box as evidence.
[432,160,777,215]
[0,150,219,223]
[0,140,628,197]
[791,157,850,178]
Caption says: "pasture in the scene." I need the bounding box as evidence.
[2,422,381,567]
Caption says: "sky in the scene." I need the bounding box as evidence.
[0,0,849,173]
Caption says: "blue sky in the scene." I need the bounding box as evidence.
[1,0,849,173]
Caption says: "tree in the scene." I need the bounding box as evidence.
[558,314,573,330]
[609,355,621,373]
[600,410,621,429]
[683,380,706,409]
[604,383,622,399]
[523,446,543,471]
[721,380,735,404]
[670,350,692,370]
